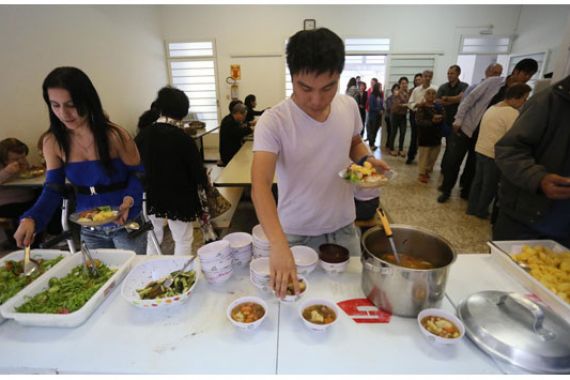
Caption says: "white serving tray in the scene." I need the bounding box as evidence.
[1,249,135,328]
[0,249,71,324]
[488,239,570,323]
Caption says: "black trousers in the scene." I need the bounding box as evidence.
[440,130,477,196]
[407,111,418,161]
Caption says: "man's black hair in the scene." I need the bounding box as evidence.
[513,58,539,75]
[286,28,345,76]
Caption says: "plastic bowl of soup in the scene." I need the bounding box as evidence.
[417,308,464,345]
[227,296,268,331]
[299,299,339,332]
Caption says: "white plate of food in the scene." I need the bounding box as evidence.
[339,162,395,188]
[69,205,120,227]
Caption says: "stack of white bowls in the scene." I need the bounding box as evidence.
[252,224,271,258]
[249,257,271,291]
[197,240,233,285]
[222,232,253,267]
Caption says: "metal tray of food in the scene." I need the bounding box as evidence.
[1,249,135,327]
[488,240,570,323]
[0,249,71,324]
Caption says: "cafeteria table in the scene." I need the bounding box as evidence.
[184,124,220,163]
[214,141,276,188]
[0,254,530,374]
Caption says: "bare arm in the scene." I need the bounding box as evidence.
[251,151,299,298]
[349,135,390,171]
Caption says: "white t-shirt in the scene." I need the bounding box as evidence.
[253,94,361,236]
[475,105,519,159]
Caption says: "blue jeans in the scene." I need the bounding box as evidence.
[467,153,500,218]
[286,223,361,257]
[81,223,147,255]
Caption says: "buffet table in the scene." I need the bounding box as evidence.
[0,254,538,374]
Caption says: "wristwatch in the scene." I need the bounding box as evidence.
[357,154,373,166]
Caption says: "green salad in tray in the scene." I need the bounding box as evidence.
[15,260,116,314]
[0,256,64,306]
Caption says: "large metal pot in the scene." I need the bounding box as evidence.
[361,225,457,317]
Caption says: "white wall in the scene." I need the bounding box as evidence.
[0,5,167,163]
[511,5,570,75]
[157,4,525,117]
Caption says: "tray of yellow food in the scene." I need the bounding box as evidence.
[339,162,395,188]
[69,205,120,227]
[17,166,45,179]
[488,240,570,322]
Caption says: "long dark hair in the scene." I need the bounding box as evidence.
[244,94,256,109]
[371,83,381,98]
[42,66,121,173]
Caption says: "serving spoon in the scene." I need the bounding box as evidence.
[376,208,402,264]
[163,256,197,288]
[21,244,39,277]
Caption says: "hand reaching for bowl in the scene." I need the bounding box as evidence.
[270,241,300,299]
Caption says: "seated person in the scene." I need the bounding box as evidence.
[244,94,267,126]
[0,138,36,248]
[219,102,253,166]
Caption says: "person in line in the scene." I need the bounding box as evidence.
[356,81,368,135]
[251,28,389,298]
[437,58,538,203]
[366,82,383,151]
[388,77,410,157]
[383,83,398,149]
[436,65,469,171]
[0,139,35,249]
[463,63,503,98]
[407,70,438,165]
[345,77,358,99]
[135,87,209,256]
[219,102,253,166]
[244,94,266,127]
[14,67,146,254]
[467,83,531,219]
[415,89,445,183]
[494,75,570,247]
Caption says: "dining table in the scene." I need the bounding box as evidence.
[183,124,220,163]
[213,141,276,188]
[0,252,544,374]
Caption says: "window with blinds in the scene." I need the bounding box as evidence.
[460,36,512,55]
[284,38,390,98]
[388,57,435,88]
[166,41,219,128]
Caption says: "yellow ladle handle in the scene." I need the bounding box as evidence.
[376,208,392,237]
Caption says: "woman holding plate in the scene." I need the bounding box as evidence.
[14,67,146,255]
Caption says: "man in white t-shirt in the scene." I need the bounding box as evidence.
[252,28,390,298]
[467,83,531,219]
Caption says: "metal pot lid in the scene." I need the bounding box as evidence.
[457,291,570,373]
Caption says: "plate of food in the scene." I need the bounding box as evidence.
[18,166,45,179]
[69,205,120,227]
[339,162,395,188]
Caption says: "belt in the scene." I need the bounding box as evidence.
[74,181,128,196]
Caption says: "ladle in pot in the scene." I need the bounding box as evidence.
[376,208,402,264]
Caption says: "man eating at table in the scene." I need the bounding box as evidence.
[251,28,390,298]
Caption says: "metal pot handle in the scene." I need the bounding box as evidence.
[361,258,393,275]
[497,293,555,341]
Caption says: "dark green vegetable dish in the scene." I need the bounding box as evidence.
[137,270,196,300]
[15,260,116,314]
[0,256,64,305]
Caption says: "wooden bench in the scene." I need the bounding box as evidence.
[211,187,244,231]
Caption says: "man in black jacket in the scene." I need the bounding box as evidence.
[219,102,252,166]
[494,75,570,246]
